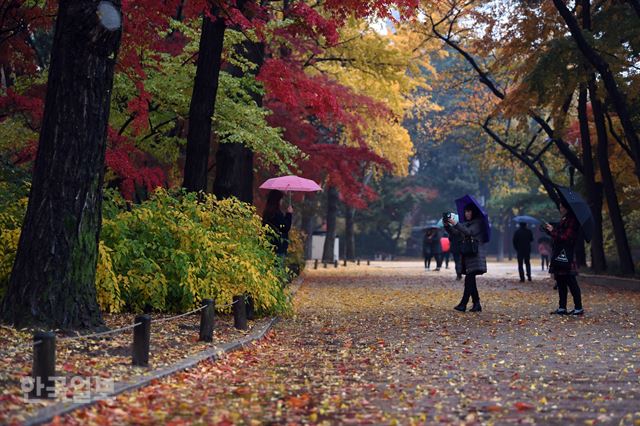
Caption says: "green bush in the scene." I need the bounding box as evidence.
[285,228,306,278]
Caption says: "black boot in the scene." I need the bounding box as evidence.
[454,303,466,312]
[469,302,482,312]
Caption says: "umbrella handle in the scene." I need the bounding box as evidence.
[288,191,292,207]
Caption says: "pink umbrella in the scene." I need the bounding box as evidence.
[259,175,322,192]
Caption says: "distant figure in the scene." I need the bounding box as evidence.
[430,227,443,271]
[262,190,293,263]
[422,228,434,270]
[538,238,551,271]
[513,222,533,282]
[441,233,451,269]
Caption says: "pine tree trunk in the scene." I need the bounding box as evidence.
[1,0,122,329]
[588,78,635,275]
[345,206,356,260]
[182,9,226,193]
[213,2,263,203]
[577,84,607,272]
[322,186,338,263]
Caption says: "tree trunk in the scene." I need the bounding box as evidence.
[588,78,635,275]
[496,222,504,262]
[322,186,338,263]
[1,0,122,329]
[553,0,640,183]
[182,9,226,193]
[577,84,607,272]
[301,210,314,260]
[213,1,263,203]
[345,206,356,260]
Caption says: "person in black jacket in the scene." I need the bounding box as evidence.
[513,222,533,282]
[262,190,293,262]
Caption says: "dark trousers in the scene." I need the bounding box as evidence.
[517,253,531,281]
[443,252,450,268]
[541,255,549,270]
[434,253,443,268]
[424,255,432,269]
[452,252,462,277]
[461,273,480,305]
[556,274,582,310]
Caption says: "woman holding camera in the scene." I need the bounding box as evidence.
[445,204,487,312]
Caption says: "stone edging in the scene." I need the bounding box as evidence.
[23,276,304,426]
[578,273,640,291]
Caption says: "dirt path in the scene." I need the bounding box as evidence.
[56,263,640,425]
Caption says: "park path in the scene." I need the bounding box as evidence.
[55,262,640,425]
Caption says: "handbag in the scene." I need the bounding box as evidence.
[550,242,574,272]
[460,236,479,256]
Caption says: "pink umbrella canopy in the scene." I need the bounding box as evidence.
[259,175,322,192]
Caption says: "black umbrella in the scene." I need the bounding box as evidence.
[556,186,594,243]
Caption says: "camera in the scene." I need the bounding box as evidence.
[443,212,452,221]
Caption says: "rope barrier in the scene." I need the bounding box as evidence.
[217,299,239,308]
[151,305,207,324]
[58,322,142,342]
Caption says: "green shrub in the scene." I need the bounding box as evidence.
[285,228,306,278]
[100,189,291,315]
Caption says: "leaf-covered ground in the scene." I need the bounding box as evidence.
[0,311,267,425]
[43,262,640,424]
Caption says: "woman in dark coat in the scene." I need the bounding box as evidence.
[543,203,583,315]
[262,190,293,261]
[422,228,434,270]
[445,203,487,312]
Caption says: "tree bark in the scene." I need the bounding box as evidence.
[588,78,635,275]
[345,205,356,260]
[182,9,226,193]
[213,1,263,203]
[577,84,607,272]
[553,0,640,183]
[1,0,122,329]
[301,210,314,260]
[322,186,338,263]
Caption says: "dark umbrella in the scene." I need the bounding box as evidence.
[512,215,540,225]
[455,194,491,243]
[556,186,594,242]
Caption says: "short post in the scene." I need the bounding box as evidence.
[314,259,318,269]
[199,299,215,342]
[233,296,248,330]
[323,262,327,268]
[31,331,56,399]
[367,259,370,266]
[132,314,151,366]
[245,294,255,321]
[343,259,347,267]
[334,260,338,268]
[357,258,360,265]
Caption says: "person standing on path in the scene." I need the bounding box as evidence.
[430,227,444,271]
[538,238,551,271]
[513,222,533,282]
[422,228,434,270]
[262,190,293,264]
[445,204,487,312]
[544,203,584,316]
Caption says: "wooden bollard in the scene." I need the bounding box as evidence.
[367,259,370,266]
[233,296,248,330]
[31,331,56,399]
[246,295,255,321]
[343,259,347,267]
[323,262,327,268]
[314,259,318,269]
[199,299,215,342]
[357,258,360,265]
[334,260,338,268]
[132,314,151,366]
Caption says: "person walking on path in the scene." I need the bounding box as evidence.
[544,203,584,316]
[422,228,434,270]
[262,190,293,263]
[430,227,444,271]
[513,222,533,282]
[538,238,551,271]
[445,204,487,312]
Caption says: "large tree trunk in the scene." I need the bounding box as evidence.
[577,84,607,272]
[1,0,122,329]
[213,1,263,203]
[301,210,314,260]
[322,186,338,263]
[182,9,226,193]
[345,206,356,260]
[588,78,635,275]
